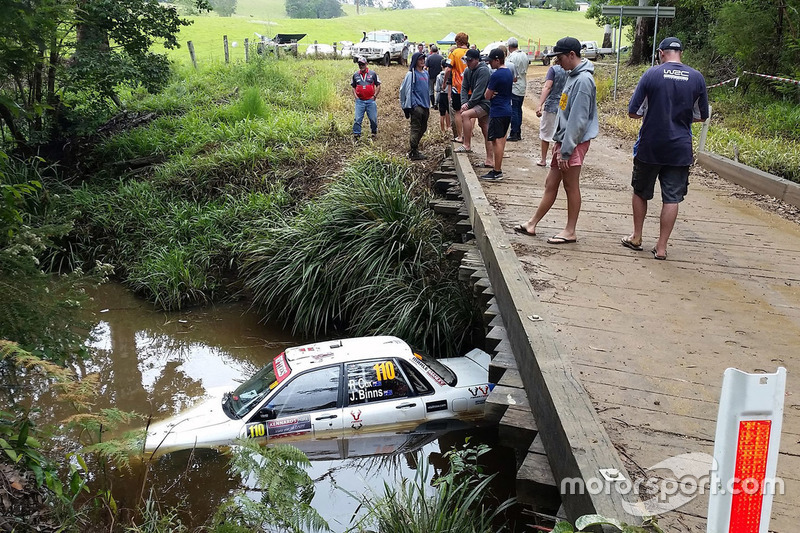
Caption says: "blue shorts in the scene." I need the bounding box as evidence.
[631,158,690,203]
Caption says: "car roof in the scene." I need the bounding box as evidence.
[283,336,413,371]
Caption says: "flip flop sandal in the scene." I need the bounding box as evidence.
[651,247,667,260]
[513,224,536,237]
[621,236,643,251]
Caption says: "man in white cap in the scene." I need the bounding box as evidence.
[621,37,709,260]
[350,56,381,140]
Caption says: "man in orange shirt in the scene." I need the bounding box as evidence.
[444,32,469,143]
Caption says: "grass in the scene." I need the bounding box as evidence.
[166,7,610,65]
[242,152,479,357]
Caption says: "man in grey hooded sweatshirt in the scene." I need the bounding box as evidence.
[513,37,598,244]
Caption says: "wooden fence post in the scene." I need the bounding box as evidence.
[333,42,338,59]
[244,38,249,62]
[187,41,197,69]
[291,41,298,57]
[223,35,229,63]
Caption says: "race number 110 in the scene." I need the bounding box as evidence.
[373,361,395,381]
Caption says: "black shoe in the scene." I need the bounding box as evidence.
[507,135,521,142]
[409,151,427,161]
[370,133,377,140]
[433,105,439,110]
[479,170,503,181]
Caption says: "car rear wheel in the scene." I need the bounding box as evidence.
[383,53,391,66]
[542,56,550,66]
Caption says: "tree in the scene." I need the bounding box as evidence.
[447,0,472,5]
[391,0,413,8]
[0,0,210,152]
[285,0,344,18]
[209,0,237,16]
[546,0,576,10]
[499,0,520,14]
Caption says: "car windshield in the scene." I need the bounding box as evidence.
[366,33,391,43]
[223,360,282,420]
[414,352,457,386]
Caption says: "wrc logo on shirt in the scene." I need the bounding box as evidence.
[662,68,689,81]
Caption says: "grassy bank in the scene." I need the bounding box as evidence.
[38,55,476,356]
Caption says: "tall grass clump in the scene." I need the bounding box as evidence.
[349,442,515,533]
[243,153,479,357]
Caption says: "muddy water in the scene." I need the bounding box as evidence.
[49,283,514,531]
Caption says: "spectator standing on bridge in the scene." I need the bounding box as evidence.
[445,32,470,143]
[514,37,598,244]
[426,45,443,108]
[400,52,431,161]
[455,48,492,167]
[621,37,709,260]
[536,63,567,166]
[351,56,381,140]
[435,59,451,132]
[480,48,514,181]
[505,37,529,142]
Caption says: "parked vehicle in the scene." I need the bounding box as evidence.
[306,43,335,56]
[579,40,615,60]
[143,336,493,458]
[351,30,406,66]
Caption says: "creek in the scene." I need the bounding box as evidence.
[36,283,516,531]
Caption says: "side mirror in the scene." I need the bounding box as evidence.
[259,406,277,420]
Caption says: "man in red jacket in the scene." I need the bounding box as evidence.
[351,56,381,139]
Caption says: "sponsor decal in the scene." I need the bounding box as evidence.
[426,399,448,413]
[662,68,689,81]
[410,357,447,386]
[273,353,291,383]
[267,415,312,438]
[469,385,490,398]
[350,409,363,430]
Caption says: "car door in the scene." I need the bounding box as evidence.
[242,365,343,447]
[344,358,425,435]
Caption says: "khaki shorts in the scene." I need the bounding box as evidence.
[539,110,558,142]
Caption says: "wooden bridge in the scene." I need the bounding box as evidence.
[429,133,800,531]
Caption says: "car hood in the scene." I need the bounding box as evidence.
[144,390,238,456]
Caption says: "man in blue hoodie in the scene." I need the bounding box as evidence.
[514,37,598,244]
[400,52,431,160]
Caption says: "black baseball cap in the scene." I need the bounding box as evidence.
[465,48,481,61]
[488,48,505,62]
[544,37,582,57]
[658,37,683,51]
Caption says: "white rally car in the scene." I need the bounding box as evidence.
[144,336,493,457]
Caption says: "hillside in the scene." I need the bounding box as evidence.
[167,5,610,65]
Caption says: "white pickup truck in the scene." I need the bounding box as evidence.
[580,41,615,60]
[351,30,406,66]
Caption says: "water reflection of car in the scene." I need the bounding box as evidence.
[144,336,493,458]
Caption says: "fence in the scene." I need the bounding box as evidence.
[183,36,352,67]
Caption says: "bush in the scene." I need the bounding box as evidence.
[243,153,479,357]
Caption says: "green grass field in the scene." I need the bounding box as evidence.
[167,5,610,65]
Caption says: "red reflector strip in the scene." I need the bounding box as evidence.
[729,420,771,533]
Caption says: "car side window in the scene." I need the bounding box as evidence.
[266,366,340,418]
[346,359,411,405]
[398,360,434,395]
